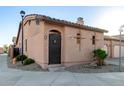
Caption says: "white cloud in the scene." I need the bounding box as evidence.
[94,8,124,35]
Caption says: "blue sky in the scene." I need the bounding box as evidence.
[0,6,124,47]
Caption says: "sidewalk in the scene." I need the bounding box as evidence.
[1,54,124,86]
[105,58,124,66]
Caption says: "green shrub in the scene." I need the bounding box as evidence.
[16,55,21,61]
[93,48,108,66]
[23,58,35,65]
[93,49,108,60]
[16,55,27,61]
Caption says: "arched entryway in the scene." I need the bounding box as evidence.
[49,30,61,64]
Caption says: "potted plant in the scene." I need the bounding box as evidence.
[93,48,108,66]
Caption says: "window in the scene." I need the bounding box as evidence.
[25,39,27,51]
[92,36,95,45]
[35,20,40,32]
[36,19,40,25]
[77,33,81,44]
[28,20,31,26]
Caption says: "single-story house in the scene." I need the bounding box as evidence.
[15,14,108,69]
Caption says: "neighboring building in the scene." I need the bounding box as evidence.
[15,14,108,69]
[104,35,124,58]
[8,36,19,58]
[0,47,3,54]
[112,34,124,40]
[8,44,14,58]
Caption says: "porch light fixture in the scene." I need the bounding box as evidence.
[20,10,25,64]
[119,25,124,71]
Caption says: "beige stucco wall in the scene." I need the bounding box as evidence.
[95,32,104,48]
[43,22,65,68]
[64,27,90,62]
[16,18,45,68]
[16,29,22,49]
[23,20,44,67]
[42,22,104,67]
[63,26,104,66]
[16,15,105,69]
[104,39,112,58]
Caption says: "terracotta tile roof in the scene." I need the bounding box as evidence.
[104,35,124,41]
[16,14,108,45]
[112,34,124,37]
[24,14,108,33]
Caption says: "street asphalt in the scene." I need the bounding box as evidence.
[1,54,124,86]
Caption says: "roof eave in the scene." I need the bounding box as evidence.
[16,22,21,45]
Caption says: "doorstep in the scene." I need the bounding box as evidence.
[48,64,65,72]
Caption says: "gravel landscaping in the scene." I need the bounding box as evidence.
[7,56,124,73]
[7,57,48,72]
[65,63,124,73]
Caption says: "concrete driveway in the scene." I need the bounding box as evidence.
[1,54,124,86]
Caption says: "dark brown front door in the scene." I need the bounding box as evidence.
[49,33,61,64]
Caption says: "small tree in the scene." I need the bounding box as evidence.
[93,48,108,66]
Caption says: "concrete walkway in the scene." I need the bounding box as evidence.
[1,54,124,86]
[105,58,124,66]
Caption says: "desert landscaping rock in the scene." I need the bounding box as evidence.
[7,56,124,73]
[7,57,48,72]
[65,63,124,73]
